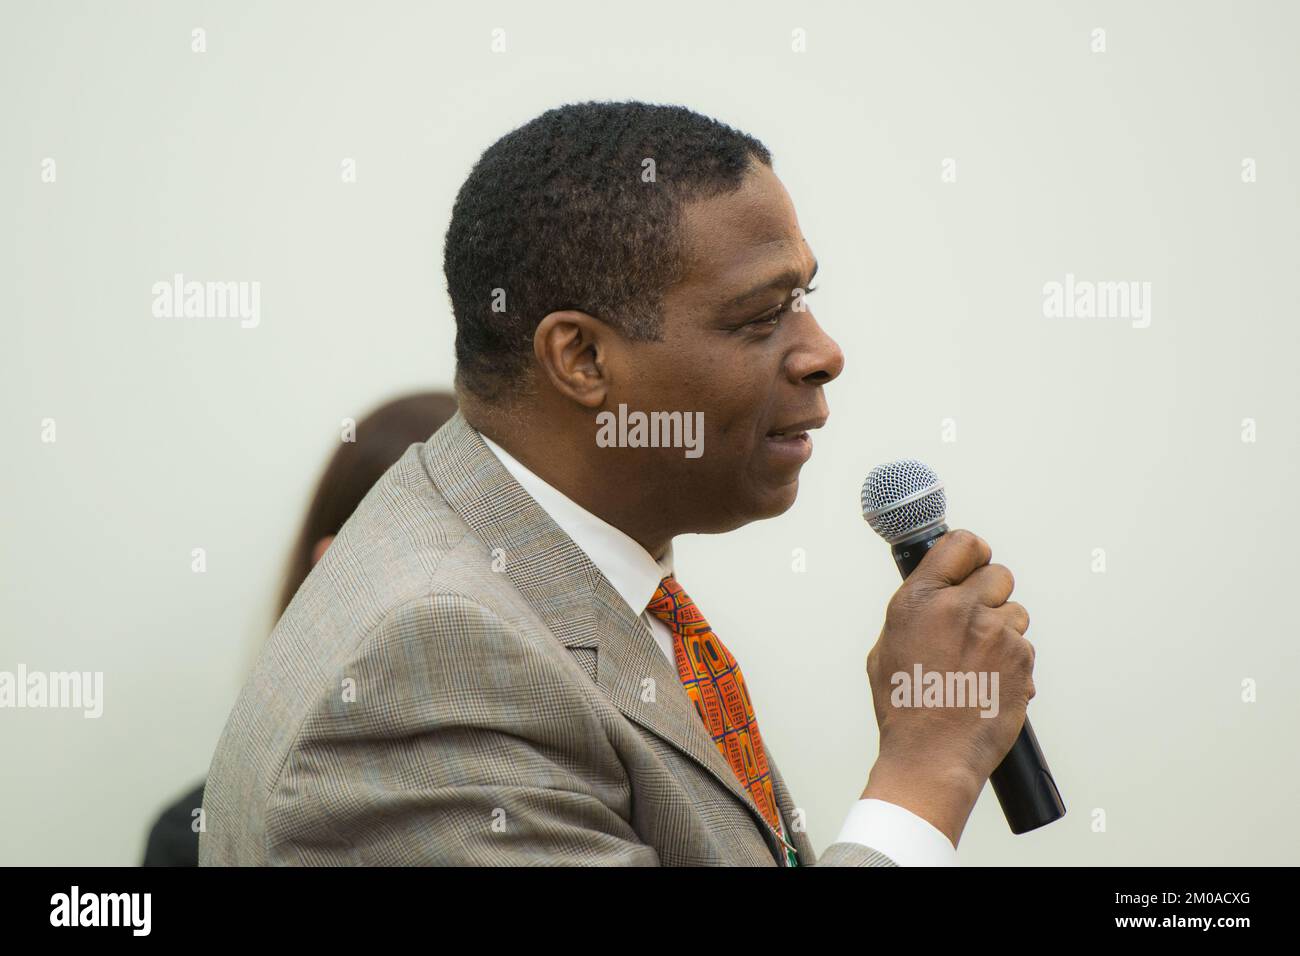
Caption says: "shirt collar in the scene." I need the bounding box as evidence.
[476,430,674,617]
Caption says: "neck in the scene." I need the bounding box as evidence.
[464,400,675,561]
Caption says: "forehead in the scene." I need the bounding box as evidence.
[671,163,813,307]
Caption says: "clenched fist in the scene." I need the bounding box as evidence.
[861,529,1035,846]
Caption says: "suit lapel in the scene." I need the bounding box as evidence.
[422,412,787,862]
[769,753,816,864]
[587,572,789,859]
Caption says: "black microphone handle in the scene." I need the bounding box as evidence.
[891,526,1066,834]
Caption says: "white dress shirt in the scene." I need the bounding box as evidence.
[476,430,958,866]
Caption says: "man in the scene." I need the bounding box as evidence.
[200,101,1035,866]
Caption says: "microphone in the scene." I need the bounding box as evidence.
[861,459,1066,835]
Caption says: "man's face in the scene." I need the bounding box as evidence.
[608,161,844,534]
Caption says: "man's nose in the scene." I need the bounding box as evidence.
[788,312,845,385]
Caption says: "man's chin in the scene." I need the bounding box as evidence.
[762,478,801,517]
[688,479,800,535]
[742,475,802,523]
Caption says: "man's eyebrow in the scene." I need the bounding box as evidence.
[721,259,819,309]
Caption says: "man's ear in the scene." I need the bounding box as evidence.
[533,309,611,408]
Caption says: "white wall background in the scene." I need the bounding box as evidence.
[2,0,1297,865]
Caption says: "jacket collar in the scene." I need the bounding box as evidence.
[475,429,674,619]
[422,411,806,864]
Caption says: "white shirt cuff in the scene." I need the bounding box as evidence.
[834,798,959,866]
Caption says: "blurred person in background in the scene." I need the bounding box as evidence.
[141,391,458,866]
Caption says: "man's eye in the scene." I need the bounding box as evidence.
[743,284,817,330]
[748,283,816,329]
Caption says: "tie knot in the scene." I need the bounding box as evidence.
[647,574,707,633]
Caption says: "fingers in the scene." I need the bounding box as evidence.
[1000,601,1030,635]
[912,529,991,589]
[964,563,1015,608]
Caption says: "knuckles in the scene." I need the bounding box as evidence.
[947,528,977,549]
[972,606,1005,641]
[1021,637,1036,670]
[998,600,1030,634]
[947,528,990,564]
[991,563,1015,595]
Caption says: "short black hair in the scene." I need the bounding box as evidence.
[443,100,772,402]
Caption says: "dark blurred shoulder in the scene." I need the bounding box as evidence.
[142,781,205,866]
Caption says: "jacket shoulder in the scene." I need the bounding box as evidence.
[200,442,566,864]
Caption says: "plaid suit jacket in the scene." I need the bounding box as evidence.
[199,411,896,866]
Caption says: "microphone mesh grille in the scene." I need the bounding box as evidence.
[860,459,947,542]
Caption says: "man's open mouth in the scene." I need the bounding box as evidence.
[765,416,826,442]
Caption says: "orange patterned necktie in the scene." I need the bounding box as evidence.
[647,574,797,866]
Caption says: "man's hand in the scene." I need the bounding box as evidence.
[861,529,1035,848]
